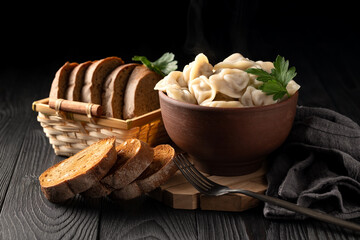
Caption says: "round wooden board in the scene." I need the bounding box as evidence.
[147,164,267,212]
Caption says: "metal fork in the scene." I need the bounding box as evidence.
[174,153,360,232]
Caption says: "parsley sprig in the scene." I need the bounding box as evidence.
[132,52,178,77]
[245,55,297,100]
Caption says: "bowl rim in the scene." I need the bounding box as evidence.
[159,90,299,113]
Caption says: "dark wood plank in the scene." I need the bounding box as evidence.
[99,197,198,239]
[0,121,101,240]
[265,218,360,240]
[241,206,268,240]
[195,210,251,239]
[0,72,41,209]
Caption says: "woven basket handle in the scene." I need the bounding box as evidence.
[48,99,103,118]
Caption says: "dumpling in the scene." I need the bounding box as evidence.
[209,68,249,98]
[246,61,274,88]
[155,71,197,104]
[214,53,256,71]
[248,74,263,88]
[166,86,197,104]
[201,100,244,108]
[188,76,216,105]
[286,80,301,95]
[182,62,193,83]
[183,53,213,83]
[252,88,278,106]
[154,71,187,91]
[156,52,299,108]
[240,86,255,107]
[255,61,274,73]
[240,86,277,107]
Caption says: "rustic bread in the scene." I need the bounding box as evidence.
[39,137,117,203]
[65,61,92,101]
[123,65,162,119]
[102,63,140,118]
[81,57,124,104]
[49,62,78,99]
[82,138,154,198]
[101,138,154,189]
[110,144,177,200]
[80,178,113,198]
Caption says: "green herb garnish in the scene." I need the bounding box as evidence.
[245,55,297,100]
[132,52,178,77]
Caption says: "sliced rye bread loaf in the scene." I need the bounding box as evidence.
[81,57,124,104]
[49,62,78,99]
[123,65,162,119]
[110,144,177,200]
[102,63,140,118]
[39,137,117,203]
[82,138,153,198]
[65,61,92,101]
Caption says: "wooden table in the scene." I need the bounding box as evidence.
[1,47,359,240]
[1,7,360,236]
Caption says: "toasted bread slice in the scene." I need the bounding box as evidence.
[65,61,92,101]
[49,62,78,99]
[82,138,154,198]
[101,138,153,189]
[81,57,124,104]
[39,137,117,203]
[123,65,162,119]
[110,144,177,200]
[102,63,140,119]
[80,179,113,198]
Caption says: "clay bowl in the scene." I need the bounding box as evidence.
[159,91,299,176]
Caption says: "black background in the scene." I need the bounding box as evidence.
[1,0,359,84]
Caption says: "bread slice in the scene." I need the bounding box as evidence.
[82,138,154,198]
[39,137,117,203]
[49,62,78,99]
[65,61,92,101]
[123,65,162,119]
[81,57,124,104]
[102,63,140,118]
[110,144,177,200]
[101,138,153,189]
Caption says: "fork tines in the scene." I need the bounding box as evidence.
[173,153,218,193]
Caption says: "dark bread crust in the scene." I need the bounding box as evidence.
[101,139,154,189]
[39,137,117,203]
[66,61,92,101]
[49,62,78,99]
[81,57,124,104]
[80,180,113,198]
[110,144,177,200]
[137,144,177,193]
[102,63,140,118]
[123,66,162,119]
[82,139,154,198]
[109,182,143,200]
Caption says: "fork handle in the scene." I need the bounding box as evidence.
[229,189,360,232]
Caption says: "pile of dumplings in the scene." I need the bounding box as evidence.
[155,53,300,108]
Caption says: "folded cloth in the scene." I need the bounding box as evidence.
[264,106,360,220]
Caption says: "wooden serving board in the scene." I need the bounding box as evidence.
[148,164,267,212]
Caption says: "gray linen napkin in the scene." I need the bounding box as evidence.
[264,106,360,220]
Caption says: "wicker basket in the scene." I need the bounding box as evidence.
[32,98,169,156]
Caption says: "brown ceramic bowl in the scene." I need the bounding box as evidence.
[159,91,299,176]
